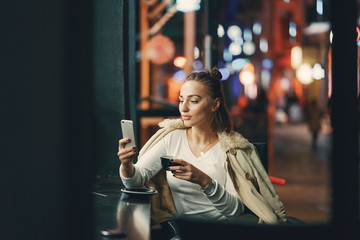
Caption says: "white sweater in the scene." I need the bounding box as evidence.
[120,129,244,220]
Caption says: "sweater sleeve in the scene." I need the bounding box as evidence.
[204,175,245,218]
[120,136,166,188]
[120,165,146,188]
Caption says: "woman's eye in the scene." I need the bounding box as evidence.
[178,100,198,103]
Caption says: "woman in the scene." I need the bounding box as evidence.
[118,67,286,226]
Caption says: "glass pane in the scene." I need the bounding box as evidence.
[137,0,332,223]
[216,0,331,224]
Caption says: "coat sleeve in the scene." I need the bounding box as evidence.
[246,146,287,222]
[226,148,286,224]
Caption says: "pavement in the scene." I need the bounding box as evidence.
[271,117,332,223]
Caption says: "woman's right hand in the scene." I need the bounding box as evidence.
[117,138,137,165]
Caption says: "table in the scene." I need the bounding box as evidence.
[93,178,152,240]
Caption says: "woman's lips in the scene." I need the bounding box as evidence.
[182,115,191,120]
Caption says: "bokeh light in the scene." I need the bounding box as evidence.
[219,68,230,81]
[259,38,268,53]
[223,48,233,62]
[316,0,323,15]
[243,28,252,42]
[229,42,242,55]
[176,0,201,12]
[291,46,302,69]
[312,63,325,80]
[262,59,273,69]
[289,21,297,38]
[227,25,242,40]
[245,82,257,100]
[217,24,225,37]
[243,41,255,55]
[296,63,313,85]
[240,71,255,85]
[239,63,255,85]
[253,22,262,35]
[173,70,186,82]
[234,36,244,45]
[192,60,203,70]
[280,77,291,91]
[329,30,333,44]
[231,58,248,71]
[194,46,200,59]
[174,56,187,68]
[261,69,271,90]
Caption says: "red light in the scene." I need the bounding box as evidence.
[356,26,360,42]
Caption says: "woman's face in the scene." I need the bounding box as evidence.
[179,80,215,129]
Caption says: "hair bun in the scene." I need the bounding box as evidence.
[209,66,222,81]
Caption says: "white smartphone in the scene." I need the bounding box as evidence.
[121,119,136,148]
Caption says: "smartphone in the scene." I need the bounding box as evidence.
[121,119,136,148]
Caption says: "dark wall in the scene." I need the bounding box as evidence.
[330,0,359,236]
[94,0,129,176]
[0,1,94,239]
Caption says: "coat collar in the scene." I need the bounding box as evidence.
[158,118,252,151]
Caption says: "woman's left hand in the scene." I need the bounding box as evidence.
[169,159,212,189]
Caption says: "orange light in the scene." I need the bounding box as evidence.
[239,63,255,85]
[174,56,187,68]
[167,77,183,103]
[146,34,175,65]
[238,95,248,108]
[243,62,254,72]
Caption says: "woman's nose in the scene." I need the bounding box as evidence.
[180,102,189,112]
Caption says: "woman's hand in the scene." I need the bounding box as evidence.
[117,139,137,178]
[117,138,137,164]
[168,159,212,189]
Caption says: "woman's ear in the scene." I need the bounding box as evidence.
[212,98,220,112]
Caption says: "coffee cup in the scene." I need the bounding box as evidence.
[160,155,181,170]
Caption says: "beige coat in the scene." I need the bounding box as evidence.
[139,119,287,224]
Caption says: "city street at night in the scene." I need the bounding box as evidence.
[272,118,332,223]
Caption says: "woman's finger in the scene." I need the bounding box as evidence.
[118,145,137,155]
[118,153,136,164]
[171,164,208,186]
[172,170,189,176]
[171,158,188,166]
[118,150,135,159]
[118,138,132,149]
[117,146,137,162]
[168,165,181,171]
[172,171,194,182]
